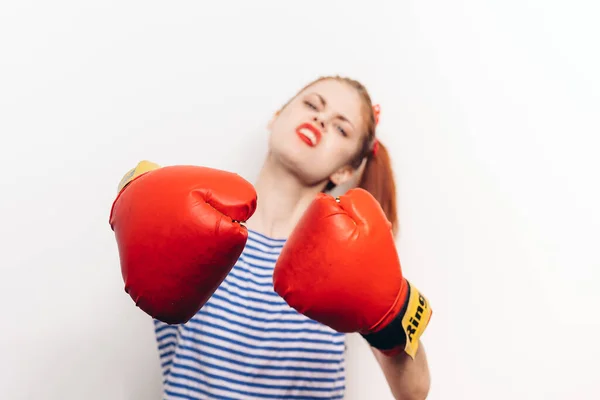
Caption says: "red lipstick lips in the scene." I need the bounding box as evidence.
[295,123,322,147]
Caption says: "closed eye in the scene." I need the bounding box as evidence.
[304,101,318,111]
[336,125,348,137]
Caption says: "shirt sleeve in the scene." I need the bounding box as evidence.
[153,319,180,379]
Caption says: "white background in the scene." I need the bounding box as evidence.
[1,1,599,399]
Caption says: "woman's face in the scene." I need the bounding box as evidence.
[268,79,367,187]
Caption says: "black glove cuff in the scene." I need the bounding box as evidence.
[361,283,411,352]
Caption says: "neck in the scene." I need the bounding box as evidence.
[246,153,326,239]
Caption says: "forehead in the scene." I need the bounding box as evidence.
[300,79,364,118]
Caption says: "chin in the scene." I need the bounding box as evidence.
[270,137,303,163]
[269,148,316,184]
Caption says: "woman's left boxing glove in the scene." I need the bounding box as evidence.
[273,188,432,358]
[109,161,257,324]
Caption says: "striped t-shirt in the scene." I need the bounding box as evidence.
[154,230,347,399]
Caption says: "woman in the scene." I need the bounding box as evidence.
[154,76,431,400]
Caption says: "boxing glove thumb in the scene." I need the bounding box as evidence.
[337,187,392,234]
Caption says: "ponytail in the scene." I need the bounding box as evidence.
[357,141,399,236]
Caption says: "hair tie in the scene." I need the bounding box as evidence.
[372,139,380,156]
[371,104,381,156]
[373,104,381,126]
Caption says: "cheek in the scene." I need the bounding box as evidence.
[268,122,304,161]
[270,112,296,138]
[268,117,287,143]
[322,133,361,163]
[269,124,293,152]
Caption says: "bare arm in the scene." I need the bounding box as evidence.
[371,341,431,400]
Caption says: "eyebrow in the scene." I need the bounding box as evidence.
[316,94,327,107]
[336,113,353,128]
[311,93,354,129]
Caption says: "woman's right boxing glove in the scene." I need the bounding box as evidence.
[109,161,257,324]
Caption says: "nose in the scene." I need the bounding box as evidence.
[313,116,325,129]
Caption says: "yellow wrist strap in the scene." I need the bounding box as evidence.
[401,280,433,359]
[117,160,161,193]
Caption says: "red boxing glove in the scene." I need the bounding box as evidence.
[273,188,432,358]
[109,161,257,324]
